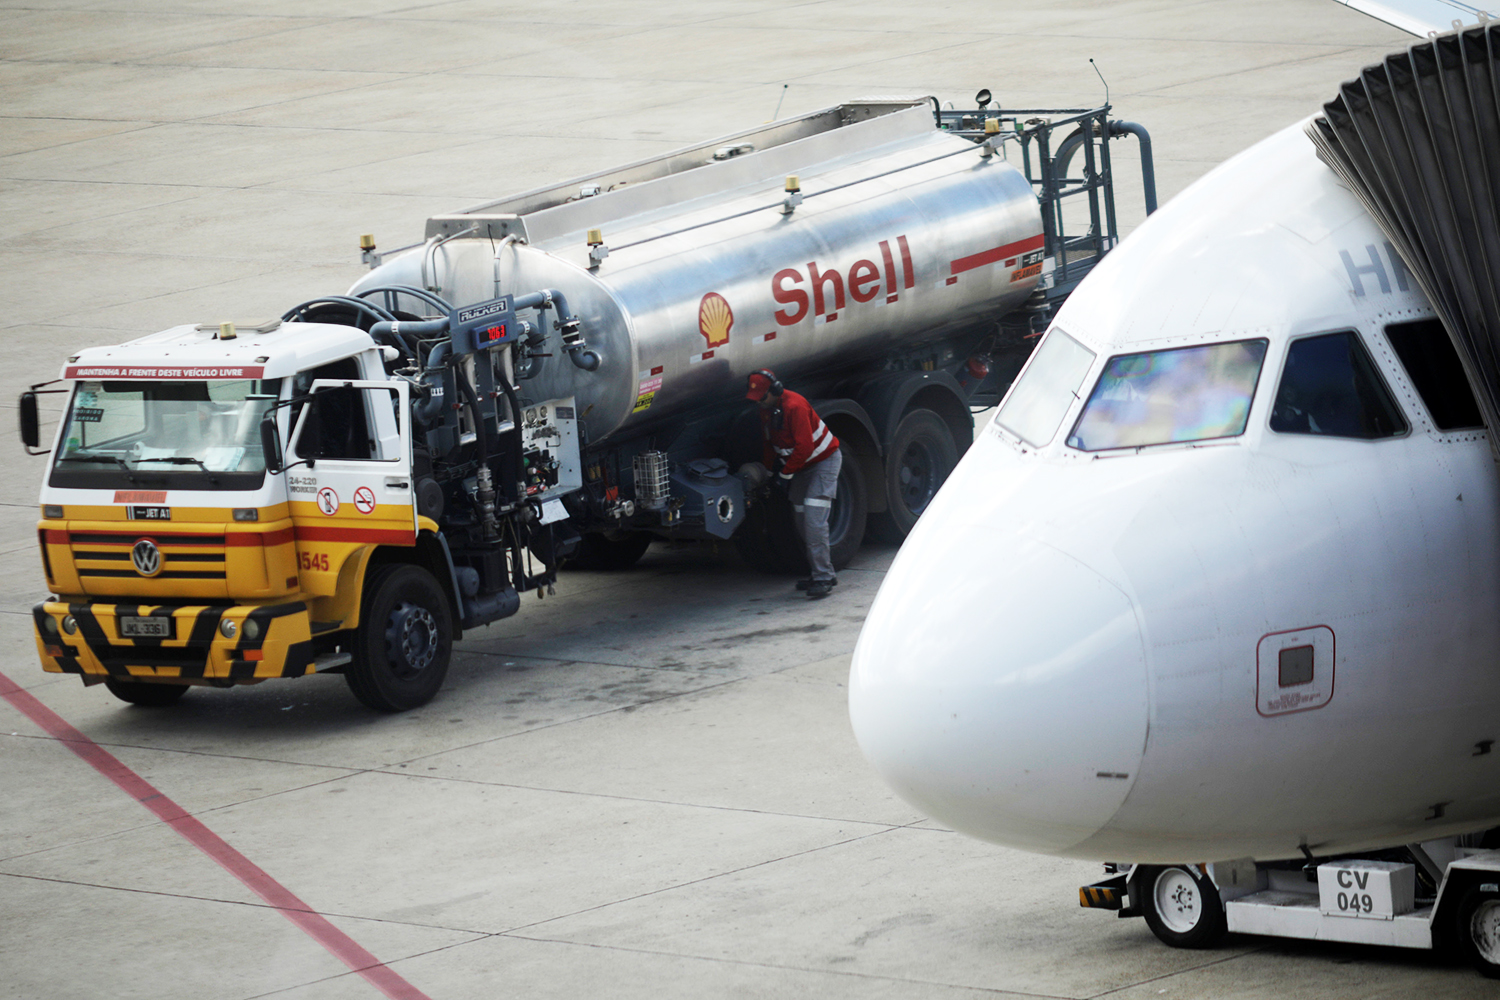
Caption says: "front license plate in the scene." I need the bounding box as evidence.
[119,616,174,639]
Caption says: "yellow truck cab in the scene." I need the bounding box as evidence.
[27,319,457,711]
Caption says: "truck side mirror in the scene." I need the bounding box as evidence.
[18,391,39,451]
[260,412,283,474]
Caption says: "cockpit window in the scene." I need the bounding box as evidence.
[995,328,1096,447]
[1384,319,1483,430]
[1270,331,1407,439]
[1066,339,1268,452]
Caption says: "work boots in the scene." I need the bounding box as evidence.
[803,578,835,599]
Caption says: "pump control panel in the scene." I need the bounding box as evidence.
[451,295,517,353]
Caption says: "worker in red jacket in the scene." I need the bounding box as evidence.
[746,369,842,598]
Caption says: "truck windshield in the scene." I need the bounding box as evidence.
[49,379,282,490]
[1066,339,1268,452]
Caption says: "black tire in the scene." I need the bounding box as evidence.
[104,679,189,707]
[1456,886,1500,978]
[1138,865,1228,949]
[869,409,958,543]
[826,446,869,570]
[566,531,653,570]
[346,564,453,712]
[733,488,806,574]
[734,445,867,574]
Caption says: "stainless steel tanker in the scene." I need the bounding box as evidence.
[344,95,1146,573]
[353,100,1045,449]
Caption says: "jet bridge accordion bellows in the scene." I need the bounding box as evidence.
[1307,21,1500,453]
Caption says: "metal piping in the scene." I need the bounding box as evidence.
[492,233,522,299]
[368,316,448,362]
[511,288,600,372]
[413,340,452,427]
[1108,121,1157,215]
[421,224,478,293]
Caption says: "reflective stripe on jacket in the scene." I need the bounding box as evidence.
[760,389,840,475]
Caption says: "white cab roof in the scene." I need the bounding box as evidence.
[60,322,376,381]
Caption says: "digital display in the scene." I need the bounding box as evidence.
[450,295,517,354]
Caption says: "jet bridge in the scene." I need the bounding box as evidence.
[1308,20,1500,452]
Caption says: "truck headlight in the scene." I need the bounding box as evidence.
[41,616,59,636]
[60,615,78,635]
[242,618,261,641]
[220,619,237,639]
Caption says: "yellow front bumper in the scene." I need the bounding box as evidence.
[33,601,318,684]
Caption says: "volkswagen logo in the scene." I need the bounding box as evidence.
[131,538,162,578]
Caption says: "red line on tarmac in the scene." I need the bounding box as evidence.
[0,669,432,1000]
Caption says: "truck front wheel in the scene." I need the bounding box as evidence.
[1138,865,1227,949]
[347,564,453,712]
[104,679,188,707]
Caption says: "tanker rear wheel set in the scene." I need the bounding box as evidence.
[734,444,868,575]
[869,409,959,543]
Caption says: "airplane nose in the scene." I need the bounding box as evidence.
[849,523,1149,856]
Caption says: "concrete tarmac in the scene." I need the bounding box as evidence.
[2,2,1493,997]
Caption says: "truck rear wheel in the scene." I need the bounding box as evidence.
[1138,865,1227,949]
[104,679,188,707]
[827,447,869,569]
[870,409,958,542]
[567,531,653,570]
[1458,885,1500,978]
[734,445,867,574]
[347,564,453,712]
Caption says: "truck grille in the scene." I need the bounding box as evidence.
[46,528,230,597]
[69,531,226,581]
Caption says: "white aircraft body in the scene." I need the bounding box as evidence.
[849,1,1500,868]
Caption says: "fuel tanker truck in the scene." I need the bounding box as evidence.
[20,95,1150,710]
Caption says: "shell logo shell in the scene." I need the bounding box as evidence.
[698,292,734,348]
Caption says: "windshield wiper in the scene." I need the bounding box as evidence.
[136,455,219,483]
[57,454,137,481]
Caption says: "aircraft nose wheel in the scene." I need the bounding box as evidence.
[1458,887,1500,978]
[1137,865,1227,949]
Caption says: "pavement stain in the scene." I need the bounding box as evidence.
[709,624,830,643]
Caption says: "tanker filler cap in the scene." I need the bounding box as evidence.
[781,175,803,215]
[359,233,381,268]
[980,118,1002,158]
[587,228,609,269]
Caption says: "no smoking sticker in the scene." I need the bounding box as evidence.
[353,486,376,514]
[316,487,339,516]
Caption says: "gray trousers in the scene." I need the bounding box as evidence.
[790,448,841,582]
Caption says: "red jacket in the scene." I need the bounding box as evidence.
[760,389,839,476]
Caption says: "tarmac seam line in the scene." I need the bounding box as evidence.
[497,823,916,937]
[486,933,1072,999]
